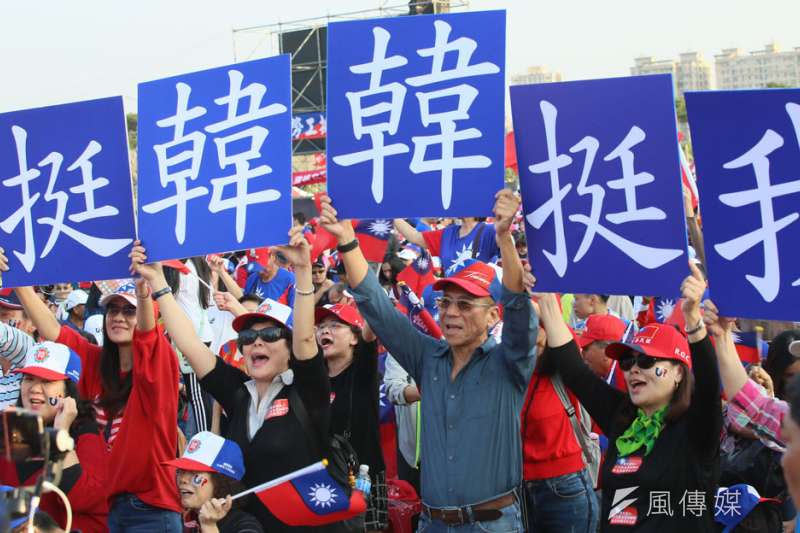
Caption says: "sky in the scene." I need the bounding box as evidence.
[1,0,798,114]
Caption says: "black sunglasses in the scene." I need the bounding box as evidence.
[618,353,658,372]
[238,327,289,346]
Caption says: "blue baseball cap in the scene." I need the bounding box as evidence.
[164,431,245,480]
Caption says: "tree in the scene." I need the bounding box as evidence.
[126,113,138,149]
[675,97,687,123]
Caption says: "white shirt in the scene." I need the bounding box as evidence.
[176,260,214,343]
[245,369,294,441]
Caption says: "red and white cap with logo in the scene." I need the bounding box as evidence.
[605,323,692,370]
[314,303,365,329]
[163,431,245,480]
[14,341,82,384]
[232,298,293,332]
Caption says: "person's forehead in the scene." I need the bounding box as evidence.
[250,318,280,330]
[442,285,474,299]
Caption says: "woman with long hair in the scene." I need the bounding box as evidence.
[538,262,721,531]
[315,303,386,532]
[12,252,182,531]
[0,341,109,532]
[131,227,347,532]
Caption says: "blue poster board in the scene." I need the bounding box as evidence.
[510,74,688,297]
[138,55,292,262]
[327,10,505,219]
[686,89,800,321]
[0,96,135,287]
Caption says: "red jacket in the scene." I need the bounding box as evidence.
[0,426,110,532]
[520,372,585,480]
[57,325,181,512]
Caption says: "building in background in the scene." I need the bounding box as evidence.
[510,66,563,85]
[715,43,800,89]
[631,52,713,94]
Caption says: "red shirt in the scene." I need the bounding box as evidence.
[0,429,110,532]
[520,372,586,480]
[57,325,181,512]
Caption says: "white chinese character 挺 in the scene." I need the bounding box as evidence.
[679,490,707,517]
[141,82,209,244]
[333,27,410,204]
[525,100,683,278]
[714,102,800,302]
[405,20,499,210]
[0,126,132,272]
[647,491,673,517]
[204,70,286,243]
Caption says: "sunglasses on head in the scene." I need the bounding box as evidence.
[106,304,136,318]
[238,326,289,346]
[618,353,659,372]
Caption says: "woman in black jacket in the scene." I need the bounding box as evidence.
[536,262,721,532]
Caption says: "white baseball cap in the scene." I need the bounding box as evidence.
[232,298,293,332]
[14,342,82,384]
[163,431,245,480]
[65,290,89,311]
[790,340,800,358]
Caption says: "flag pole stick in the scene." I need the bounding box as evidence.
[231,460,327,501]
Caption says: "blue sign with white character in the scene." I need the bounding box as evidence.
[0,96,135,287]
[327,10,506,219]
[686,89,800,321]
[510,74,688,297]
[138,55,292,261]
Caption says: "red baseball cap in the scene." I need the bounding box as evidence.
[577,314,626,348]
[606,323,692,370]
[315,303,365,329]
[432,260,502,302]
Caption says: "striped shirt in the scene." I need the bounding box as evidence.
[724,378,788,453]
[93,403,125,447]
[0,323,32,409]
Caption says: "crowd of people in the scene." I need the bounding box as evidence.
[0,187,798,533]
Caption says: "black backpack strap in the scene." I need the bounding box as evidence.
[470,222,486,259]
[289,386,324,458]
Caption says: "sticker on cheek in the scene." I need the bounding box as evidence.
[654,367,668,378]
[191,474,208,488]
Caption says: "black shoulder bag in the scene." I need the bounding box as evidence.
[288,377,359,494]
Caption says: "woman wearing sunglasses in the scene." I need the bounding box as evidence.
[536,262,721,532]
[131,227,346,532]
[9,249,182,531]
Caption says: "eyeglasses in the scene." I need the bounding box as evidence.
[106,304,136,318]
[435,297,493,313]
[238,327,289,346]
[618,353,658,372]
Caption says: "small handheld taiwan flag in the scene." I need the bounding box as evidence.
[353,219,393,262]
[397,249,436,296]
[234,460,366,526]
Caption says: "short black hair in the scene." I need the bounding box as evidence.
[239,293,262,306]
[788,374,800,426]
